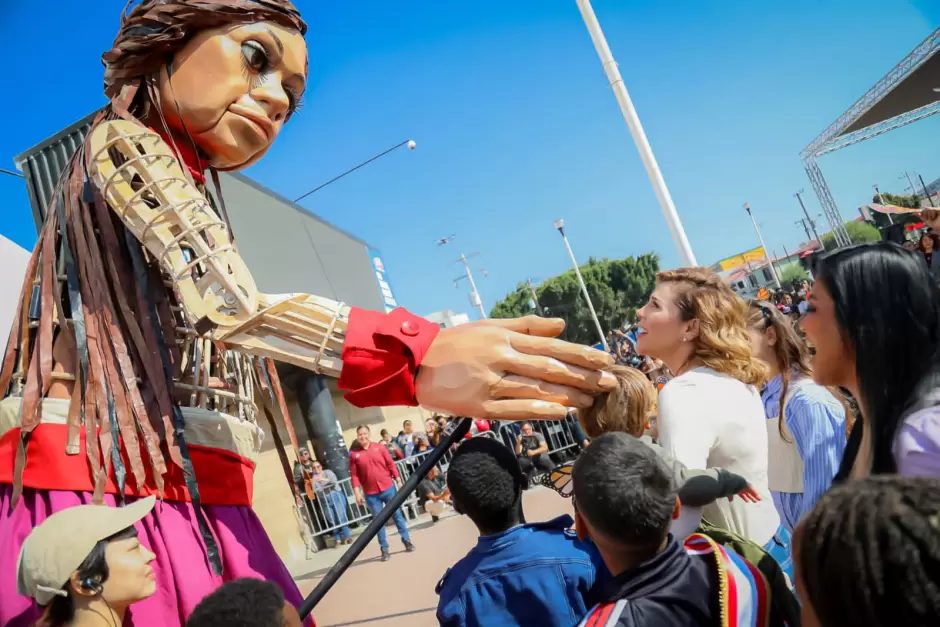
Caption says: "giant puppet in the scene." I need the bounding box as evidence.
[0,1,614,625]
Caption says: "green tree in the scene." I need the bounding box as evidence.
[779,263,808,288]
[490,254,660,345]
[873,192,920,209]
[868,192,922,230]
[821,220,881,250]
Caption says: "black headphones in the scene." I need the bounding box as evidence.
[80,577,118,627]
[82,577,103,594]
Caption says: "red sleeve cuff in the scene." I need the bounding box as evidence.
[338,307,441,408]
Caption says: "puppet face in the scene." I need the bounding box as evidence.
[155,21,307,170]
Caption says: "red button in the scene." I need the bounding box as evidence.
[401,321,420,337]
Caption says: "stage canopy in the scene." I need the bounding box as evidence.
[800,28,940,247]
[803,28,939,159]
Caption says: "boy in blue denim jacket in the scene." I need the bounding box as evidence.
[435,437,609,627]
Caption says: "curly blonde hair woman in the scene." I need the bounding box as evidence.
[635,267,791,579]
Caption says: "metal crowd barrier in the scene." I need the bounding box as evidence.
[495,417,584,465]
[297,421,583,548]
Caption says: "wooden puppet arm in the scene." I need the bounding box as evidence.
[85,120,447,386]
[86,120,355,377]
[86,119,260,331]
[217,293,350,378]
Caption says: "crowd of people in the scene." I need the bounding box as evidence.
[430,242,940,626]
[9,0,940,623]
[15,240,940,626]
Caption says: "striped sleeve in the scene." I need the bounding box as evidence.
[785,390,846,523]
[578,601,629,626]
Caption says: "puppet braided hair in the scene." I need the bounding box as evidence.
[102,0,306,99]
[797,475,940,627]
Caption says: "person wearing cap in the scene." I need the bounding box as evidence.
[17,497,157,626]
[293,447,316,502]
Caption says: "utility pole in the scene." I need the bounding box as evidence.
[794,190,825,250]
[526,279,544,316]
[553,219,608,350]
[796,218,813,243]
[918,173,935,207]
[743,203,781,289]
[573,0,696,266]
[901,171,917,196]
[454,253,487,320]
[782,244,791,261]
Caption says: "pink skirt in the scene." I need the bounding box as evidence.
[0,485,314,627]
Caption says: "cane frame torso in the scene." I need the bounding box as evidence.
[1,117,350,504]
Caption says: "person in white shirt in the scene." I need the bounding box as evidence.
[635,266,791,581]
[397,420,417,457]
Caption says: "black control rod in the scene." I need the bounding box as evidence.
[299,418,471,619]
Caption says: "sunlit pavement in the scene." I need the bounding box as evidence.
[293,486,574,627]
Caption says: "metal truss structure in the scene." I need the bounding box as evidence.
[800,27,940,248]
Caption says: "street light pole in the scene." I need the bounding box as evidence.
[874,184,894,225]
[573,0,696,266]
[293,139,416,203]
[454,253,487,320]
[743,203,781,289]
[794,190,825,251]
[526,278,544,316]
[554,219,608,350]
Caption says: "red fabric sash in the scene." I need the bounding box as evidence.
[0,424,254,506]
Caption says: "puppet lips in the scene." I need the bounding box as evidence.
[228,106,275,142]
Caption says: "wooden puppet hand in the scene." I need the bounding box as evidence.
[414,316,616,421]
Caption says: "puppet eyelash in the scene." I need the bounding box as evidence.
[241,41,303,119]
[286,92,304,118]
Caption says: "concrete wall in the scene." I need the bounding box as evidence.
[218,173,385,312]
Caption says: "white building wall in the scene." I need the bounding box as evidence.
[0,234,31,342]
[425,309,471,328]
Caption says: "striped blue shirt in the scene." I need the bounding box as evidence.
[761,374,847,531]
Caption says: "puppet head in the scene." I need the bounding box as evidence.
[102,0,308,171]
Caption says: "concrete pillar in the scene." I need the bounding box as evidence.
[297,371,350,481]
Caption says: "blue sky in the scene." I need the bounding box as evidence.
[1,0,938,318]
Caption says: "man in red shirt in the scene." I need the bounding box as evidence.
[349,425,414,561]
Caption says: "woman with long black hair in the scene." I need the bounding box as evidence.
[918,232,940,280]
[800,242,940,479]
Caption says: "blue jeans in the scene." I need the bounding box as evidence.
[763,524,793,584]
[320,490,351,541]
[364,485,411,550]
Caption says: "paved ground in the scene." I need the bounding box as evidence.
[292,486,574,627]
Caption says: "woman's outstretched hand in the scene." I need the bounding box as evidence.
[415,316,616,420]
[730,484,763,503]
